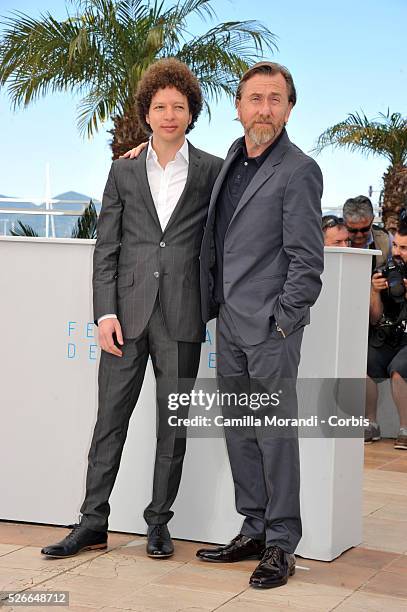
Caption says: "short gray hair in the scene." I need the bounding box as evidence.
[343,196,374,222]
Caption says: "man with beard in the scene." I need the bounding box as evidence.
[122,61,324,589]
[197,62,324,589]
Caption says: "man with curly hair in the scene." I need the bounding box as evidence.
[116,60,323,590]
[41,58,223,560]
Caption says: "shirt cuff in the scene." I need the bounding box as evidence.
[98,314,117,324]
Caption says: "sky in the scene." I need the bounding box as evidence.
[0,0,406,211]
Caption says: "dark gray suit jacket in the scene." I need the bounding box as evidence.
[93,142,223,342]
[200,129,324,345]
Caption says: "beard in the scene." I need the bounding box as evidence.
[245,115,283,146]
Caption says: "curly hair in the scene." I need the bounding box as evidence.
[135,58,203,134]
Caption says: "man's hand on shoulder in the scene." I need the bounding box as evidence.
[371,272,388,293]
[120,142,148,159]
[98,317,124,357]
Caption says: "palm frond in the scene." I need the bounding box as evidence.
[71,200,98,238]
[179,20,277,61]
[0,9,112,108]
[314,110,407,166]
[165,0,216,23]
[76,88,118,137]
[9,220,39,237]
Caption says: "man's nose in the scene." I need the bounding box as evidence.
[164,106,175,120]
[259,99,273,115]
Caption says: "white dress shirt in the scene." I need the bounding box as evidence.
[146,137,189,230]
[98,138,189,324]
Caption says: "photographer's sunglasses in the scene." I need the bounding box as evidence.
[322,216,345,231]
[346,222,372,234]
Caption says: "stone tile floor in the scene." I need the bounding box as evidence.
[0,439,406,611]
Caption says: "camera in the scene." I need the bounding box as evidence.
[377,257,407,303]
[369,318,405,349]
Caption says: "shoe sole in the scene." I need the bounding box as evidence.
[197,554,263,563]
[147,552,174,558]
[41,543,107,558]
[394,444,407,450]
[250,567,296,589]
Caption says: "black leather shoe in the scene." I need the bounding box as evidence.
[196,534,265,563]
[41,523,107,558]
[146,524,174,558]
[249,545,296,588]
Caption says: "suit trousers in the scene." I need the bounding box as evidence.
[80,298,201,531]
[216,304,303,553]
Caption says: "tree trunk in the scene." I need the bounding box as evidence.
[108,105,149,160]
[381,164,407,228]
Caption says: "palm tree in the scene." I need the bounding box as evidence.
[0,0,277,158]
[315,110,407,226]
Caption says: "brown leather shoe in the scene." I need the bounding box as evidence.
[249,545,296,588]
[196,534,265,563]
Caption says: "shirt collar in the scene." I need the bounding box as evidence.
[147,137,189,164]
[238,130,284,166]
[365,231,374,247]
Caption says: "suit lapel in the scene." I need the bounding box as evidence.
[207,141,242,221]
[164,141,200,234]
[228,129,292,228]
[132,148,161,229]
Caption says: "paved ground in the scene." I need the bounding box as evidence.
[0,439,406,611]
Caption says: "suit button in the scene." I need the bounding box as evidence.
[160,241,166,247]
[154,271,160,278]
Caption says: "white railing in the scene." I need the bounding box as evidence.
[0,197,95,237]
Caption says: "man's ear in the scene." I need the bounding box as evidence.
[145,114,150,126]
[235,99,241,122]
[284,102,293,125]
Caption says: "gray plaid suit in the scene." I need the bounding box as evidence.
[80,143,223,531]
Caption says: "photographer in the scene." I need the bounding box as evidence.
[322,215,350,247]
[343,195,392,270]
[365,212,407,449]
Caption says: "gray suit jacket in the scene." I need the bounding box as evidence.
[200,129,324,345]
[93,142,223,342]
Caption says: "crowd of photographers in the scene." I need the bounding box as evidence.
[322,197,407,450]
